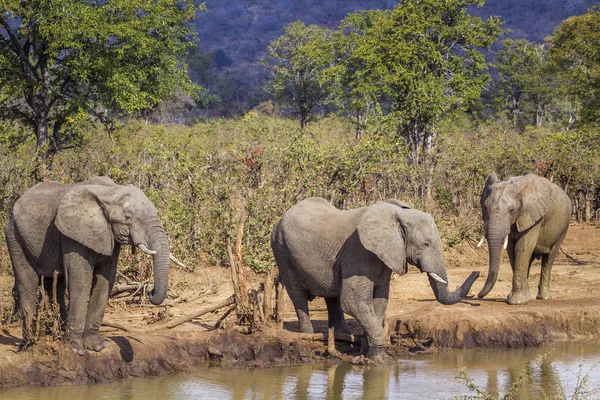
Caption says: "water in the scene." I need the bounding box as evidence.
[1,343,599,399]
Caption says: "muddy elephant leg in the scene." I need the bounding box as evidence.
[538,236,563,300]
[5,228,39,348]
[508,227,539,305]
[56,278,67,329]
[373,279,390,347]
[63,250,93,356]
[42,274,66,327]
[324,297,347,358]
[84,253,118,352]
[287,286,313,334]
[341,277,384,359]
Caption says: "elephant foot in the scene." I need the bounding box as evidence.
[351,351,391,366]
[298,323,314,335]
[84,333,107,352]
[63,335,86,356]
[507,290,533,305]
[536,289,552,300]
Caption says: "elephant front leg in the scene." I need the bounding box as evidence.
[84,254,118,352]
[63,252,93,356]
[341,277,386,363]
[507,231,538,305]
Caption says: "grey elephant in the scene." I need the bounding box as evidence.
[4,176,170,354]
[478,173,571,305]
[271,197,480,361]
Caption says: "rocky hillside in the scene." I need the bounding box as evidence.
[190,0,599,113]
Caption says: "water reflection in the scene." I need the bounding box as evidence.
[1,343,598,400]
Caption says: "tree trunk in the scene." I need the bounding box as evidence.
[33,112,53,181]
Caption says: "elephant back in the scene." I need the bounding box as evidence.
[12,181,74,262]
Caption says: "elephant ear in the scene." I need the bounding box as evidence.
[357,202,407,276]
[55,185,114,256]
[516,183,547,232]
[481,173,499,207]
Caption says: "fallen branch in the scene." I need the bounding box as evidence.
[214,305,234,329]
[111,280,148,297]
[117,271,134,285]
[103,295,235,333]
[161,283,218,307]
[560,247,587,265]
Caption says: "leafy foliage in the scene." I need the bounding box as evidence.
[1,115,599,275]
[548,6,600,124]
[0,0,204,176]
[261,21,335,128]
[493,39,558,128]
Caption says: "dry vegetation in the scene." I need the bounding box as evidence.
[0,113,599,326]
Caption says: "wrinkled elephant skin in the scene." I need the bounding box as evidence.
[4,176,170,354]
[479,173,571,305]
[271,197,479,360]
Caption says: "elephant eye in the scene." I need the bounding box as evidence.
[424,242,430,247]
[125,214,133,222]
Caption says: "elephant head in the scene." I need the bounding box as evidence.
[357,202,478,305]
[478,173,548,298]
[54,184,170,305]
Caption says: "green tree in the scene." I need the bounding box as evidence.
[213,49,233,70]
[261,21,334,129]
[372,0,501,165]
[324,10,388,140]
[493,39,556,127]
[0,0,204,179]
[548,7,600,124]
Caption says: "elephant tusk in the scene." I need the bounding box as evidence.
[428,272,447,285]
[476,236,485,248]
[137,244,157,255]
[503,236,508,249]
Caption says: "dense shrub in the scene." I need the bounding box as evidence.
[1,115,599,275]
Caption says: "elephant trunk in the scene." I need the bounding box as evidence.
[478,228,505,298]
[427,268,480,305]
[144,220,170,305]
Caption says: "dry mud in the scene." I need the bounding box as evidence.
[0,224,598,387]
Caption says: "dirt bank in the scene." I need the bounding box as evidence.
[0,329,323,387]
[0,224,598,387]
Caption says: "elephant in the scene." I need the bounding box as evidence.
[4,176,170,354]
[478,173,571,305]
[270,197,480,361]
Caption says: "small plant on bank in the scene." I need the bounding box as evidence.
[455,354,600,400]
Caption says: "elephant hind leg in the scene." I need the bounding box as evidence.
[287,287,313,334]
[272,248,313,334]
[538,238,564,300]
[5,225,39,348]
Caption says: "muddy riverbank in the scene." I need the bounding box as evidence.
[0,224,599,388]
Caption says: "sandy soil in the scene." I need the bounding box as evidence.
[0,223,598,387]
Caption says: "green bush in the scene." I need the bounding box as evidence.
[1,115,599,275]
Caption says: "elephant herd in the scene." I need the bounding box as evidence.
[3,172,571,360]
